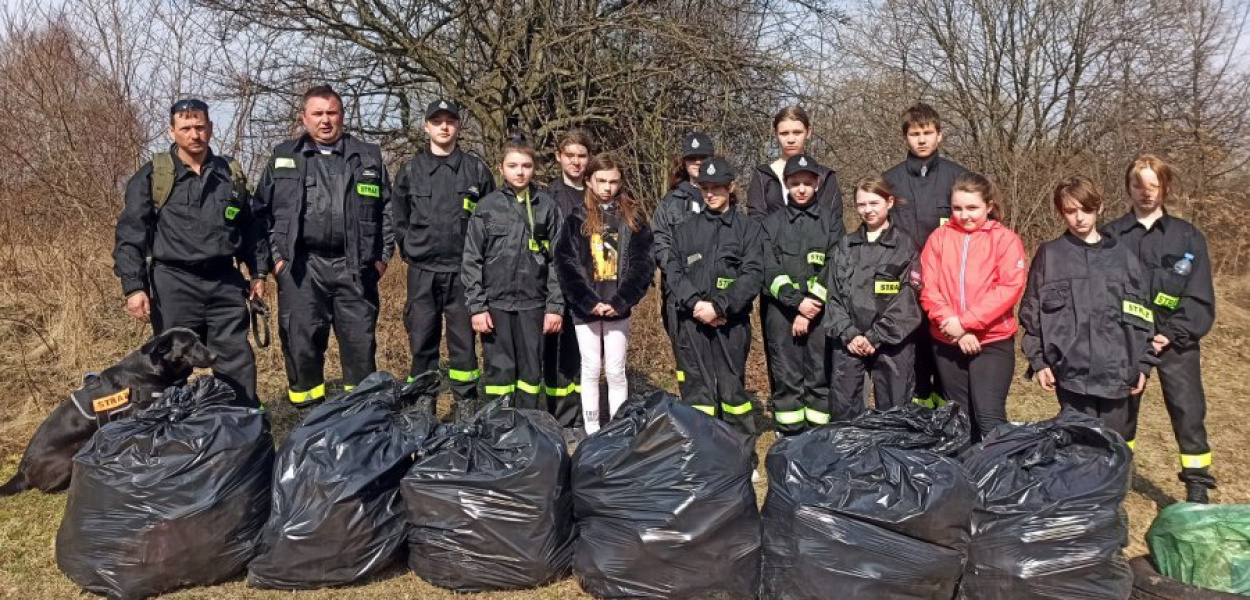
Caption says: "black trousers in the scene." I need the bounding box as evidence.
[933,338,1014,442]
[1136,343,1214,485]
[675,314,757,438]
[405,265,479,414]
[543,309,582,427]
[762,300,831,434]
[831,339,916,419]
[1057,389,1141,445]
[482,307,545,410]
[151,261,256,403]
[912,321,945,404]
[276,252,379,404]
[660,290,688,386]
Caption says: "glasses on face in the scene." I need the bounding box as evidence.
[170,98,209,115]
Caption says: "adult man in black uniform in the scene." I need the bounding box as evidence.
[1107,155,1217,503]
[254,85,394,406]
[393,99,495,420]
[882,103,968,408]
[114,98,266,404]
[651,132,713,385]
[542,130,594,427]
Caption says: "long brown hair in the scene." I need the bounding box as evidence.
[1125,154,1175,200]
[582,153,645,235]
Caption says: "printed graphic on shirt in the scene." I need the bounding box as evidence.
[592,230,620,282]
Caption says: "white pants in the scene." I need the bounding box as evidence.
[575,318,631,434]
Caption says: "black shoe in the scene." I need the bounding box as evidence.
[1185,482,1210,503]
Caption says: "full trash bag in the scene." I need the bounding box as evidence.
[1146,502,1250,594]
[571,392,760,599]
[958,409,1132,600]
[247,372,438,590]
[56,377,273,600]
[401,399,574,592]
[760,403,975,600]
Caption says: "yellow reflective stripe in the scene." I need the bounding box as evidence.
[769,274,796,298]
[808,279,828,302]
[343,385,354,392]
[1181,452,1212,469]
[676,370,686,382]
[806,251,825,266]
[875,281,901,294]
[721,401,753,415]
[406,375,417,383]
[805,408,831,425]
[692,404,715,415]
[463,197,477,213]
[912,393,946,409]
[516,380,542,394]
[1126,439,1136,452]
[716,277,735,290]
[288,383,327,404]
[1123,300,1154,323]
[774,409,806,425]
[544,382,578,397]
[484,383,516,395]
[1154,292,1180,310]
[528,239,551,252]
[448,368,481,382]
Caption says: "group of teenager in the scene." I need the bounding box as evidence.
[114,88,1217,502]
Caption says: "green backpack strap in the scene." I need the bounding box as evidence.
[150,152,175,211]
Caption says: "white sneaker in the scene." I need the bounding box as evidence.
[751,468,762,483]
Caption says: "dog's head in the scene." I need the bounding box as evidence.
[139,328,216,377]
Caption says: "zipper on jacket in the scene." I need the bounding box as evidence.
[958,232,970,311]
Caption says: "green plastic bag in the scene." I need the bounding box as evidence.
[1146,503,1250,594]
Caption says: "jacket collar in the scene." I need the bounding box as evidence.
[1061,230,1117,249]
[294,133,349,156]
[701,205,735,225]
[848,222,899,247]
[905,152,942,177]
[944,216,1001,234]
[786,199,821,222]
[423,147,464,174]
[1114,209,1172,234]
[168,144,218,178]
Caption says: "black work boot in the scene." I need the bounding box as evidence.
[1180,467,1217,504]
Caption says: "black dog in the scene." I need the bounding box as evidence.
[0,328,216,496]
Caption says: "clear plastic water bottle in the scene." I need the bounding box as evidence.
[1173,253,1194,276]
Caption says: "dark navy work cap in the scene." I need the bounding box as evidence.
[695,156,735,184]
[425,99,461,120]
[783,154,822,178]
[682,132,714,158]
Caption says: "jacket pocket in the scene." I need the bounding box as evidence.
[1038,282,1072,370]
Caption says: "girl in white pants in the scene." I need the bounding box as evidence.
[554,153,655,434]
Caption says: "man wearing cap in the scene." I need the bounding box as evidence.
[760,154,844,435]
[660,156,765,444]
[253,85,394,407]
[113,98,267,403]
[651,132,714,381]
[393,98,495,419]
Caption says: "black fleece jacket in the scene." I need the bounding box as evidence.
[555,205,655,322]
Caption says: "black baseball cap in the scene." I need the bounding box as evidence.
[783,154,822,178]
[170,98,209,116]
[425,99,461,120]
[694,156,735,184]
[682,132,714,158]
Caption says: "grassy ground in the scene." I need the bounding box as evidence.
[2,269,1248,599]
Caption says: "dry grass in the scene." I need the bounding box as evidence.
[1,228,1248,597]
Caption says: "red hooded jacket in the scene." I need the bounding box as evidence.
[920,218,1027,345]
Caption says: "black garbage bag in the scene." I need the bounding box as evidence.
[571,392,761,599]
[55,377,273,600]
[401,399,573,592]
[247,372,438,589]
[957,409,1133,600]
[761,403,976,600]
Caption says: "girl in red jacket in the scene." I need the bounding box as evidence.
[919,172,1027,440]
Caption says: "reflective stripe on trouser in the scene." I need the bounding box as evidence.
[405,266,480,414]
[481,307,546,411]
[288,383,327,405]
[674,313,757,437]
[1154,343,1214,479]
[912,392,947,409]
[830,340,916,419]
[1056,389,1141,447]
[544,314,582,427]
[150,260,258,404]
[277,253,379,396]
[762,299,830,434]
